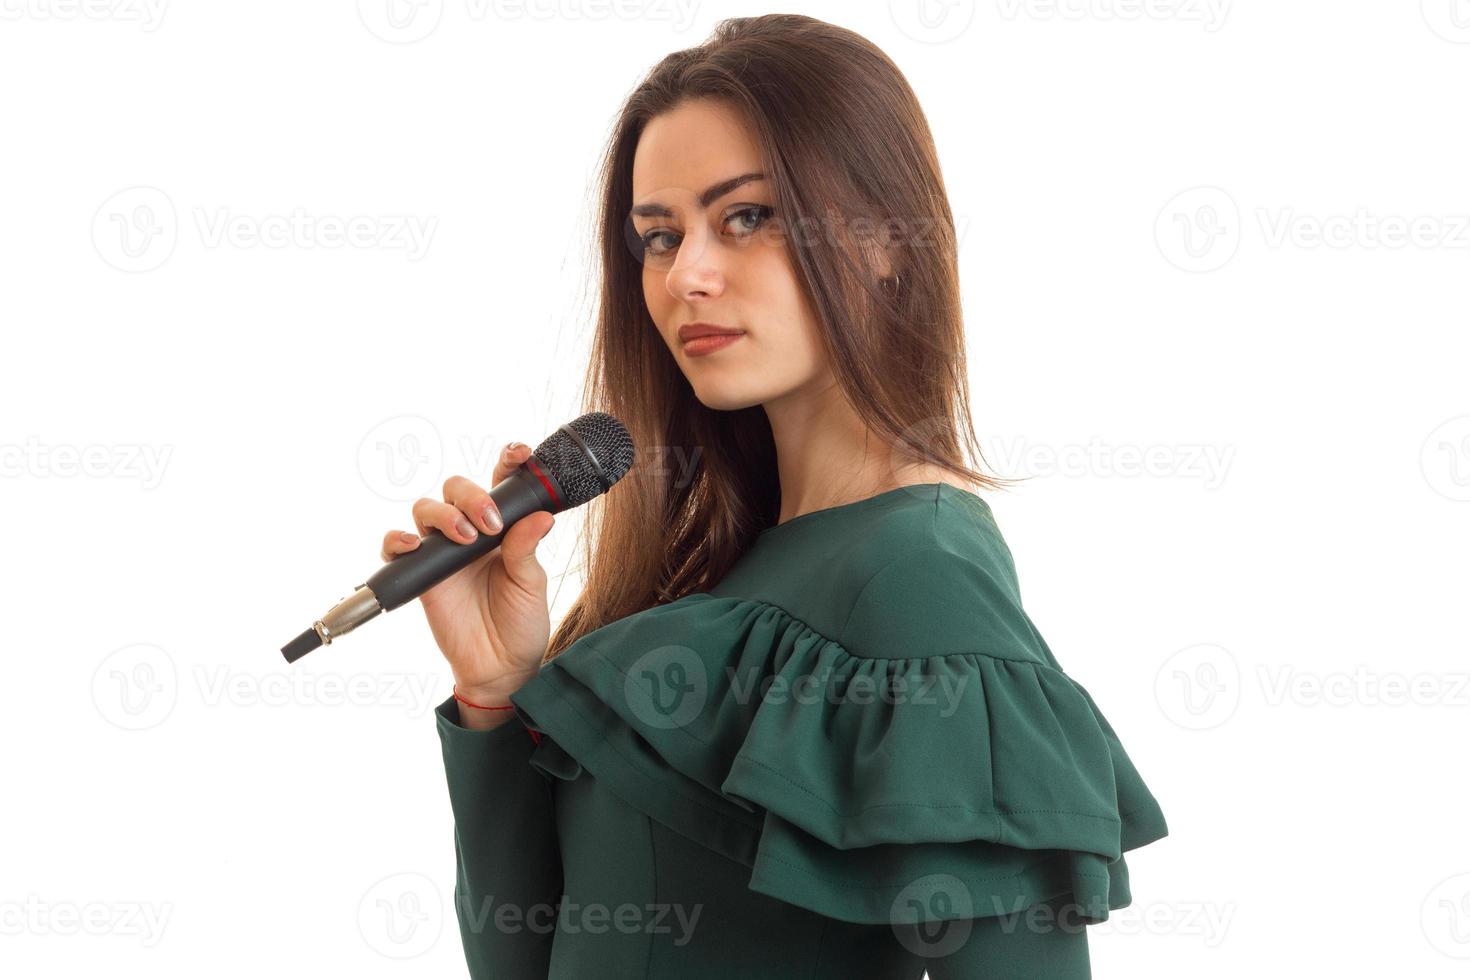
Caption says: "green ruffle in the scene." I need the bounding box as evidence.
[509,592,1168,926]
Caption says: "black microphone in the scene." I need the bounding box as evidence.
[280,411,635,663]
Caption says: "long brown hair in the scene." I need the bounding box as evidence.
[546,13,1014,662]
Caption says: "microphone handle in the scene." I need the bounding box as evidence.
[367,465,563,611]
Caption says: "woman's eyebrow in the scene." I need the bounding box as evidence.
[630,172,766,218]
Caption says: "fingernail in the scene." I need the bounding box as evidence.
[398,531,417,544]
[456,517,477,539]
[483,505,503,534]
[507,442,524,453]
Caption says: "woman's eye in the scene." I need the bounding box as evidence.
[640,229,680,256]
[727,205,773,235]
[638,206,774,259]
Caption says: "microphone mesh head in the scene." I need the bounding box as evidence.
[532,411,636,507]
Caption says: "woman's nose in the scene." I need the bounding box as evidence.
[666,232,725,300]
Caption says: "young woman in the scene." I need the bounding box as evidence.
[384,14,1168,979]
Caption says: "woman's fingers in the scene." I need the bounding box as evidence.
[490,441,534,488]
[411,495,482,544]
[442,442,534,536]
[380,529,420,562]
[443,474,502,536]
[391,443,533,558]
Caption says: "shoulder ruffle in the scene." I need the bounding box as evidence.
[508,552,1168,926]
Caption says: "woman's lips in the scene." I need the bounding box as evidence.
[682,333,745,357]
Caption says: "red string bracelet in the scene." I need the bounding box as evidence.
[453,684,514,711]
[453,684,541,744]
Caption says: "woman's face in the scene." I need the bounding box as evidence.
[630,99,830,411]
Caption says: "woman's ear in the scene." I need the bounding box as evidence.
[872,247,895,280]
[857,214,898,281]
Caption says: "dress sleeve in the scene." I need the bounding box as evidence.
[721,541,1170,927]
[491,527,1169,943]
[435,694,562,980]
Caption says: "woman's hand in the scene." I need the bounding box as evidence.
[380,442,554,707]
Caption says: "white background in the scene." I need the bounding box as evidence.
[3,1,1468,977]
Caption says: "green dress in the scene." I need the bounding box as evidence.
[435,483,1169,979]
